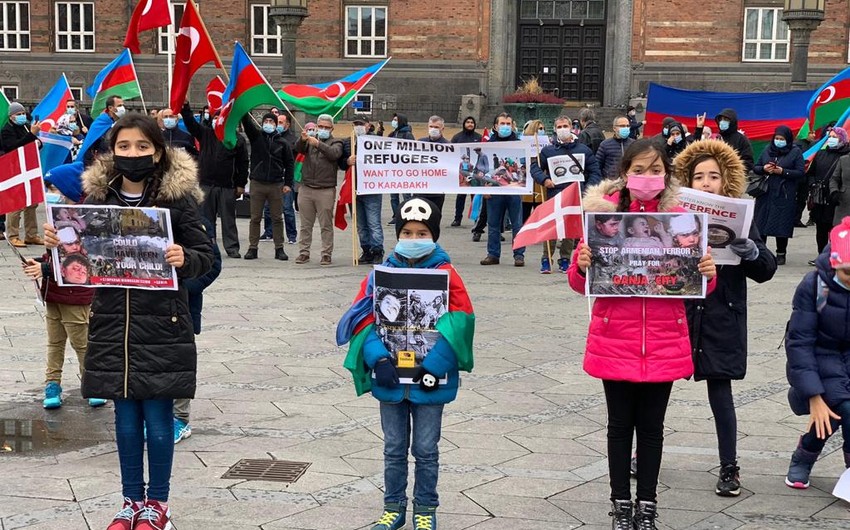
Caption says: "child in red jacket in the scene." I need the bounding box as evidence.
[567,139,716,529]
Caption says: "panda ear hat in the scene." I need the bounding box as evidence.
[395,197,441,242]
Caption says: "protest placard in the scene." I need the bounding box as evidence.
[356,136,532,195]
[677,187,754,265]
[584,212,708,298]
[546,153,586,185]
[373,265,450,385]
[47,204,178,290]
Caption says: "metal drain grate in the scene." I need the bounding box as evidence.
[221,459,311,483]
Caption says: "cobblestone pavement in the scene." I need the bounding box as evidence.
[1,206,848,529]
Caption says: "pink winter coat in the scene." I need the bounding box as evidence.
[567,180,716,383]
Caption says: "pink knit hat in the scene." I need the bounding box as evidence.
[829,216,850,268]
[833,126,848,145]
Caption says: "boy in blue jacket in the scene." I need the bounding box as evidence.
[785,216,850,489]
[337,198,475,530]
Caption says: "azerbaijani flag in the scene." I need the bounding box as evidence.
[277,58,390,117]
[214,42,286,149]
[32,74,73,132]
[0,88,10,126]
[806,66,850,137]
[336,262,475,396]
[293,152,305,183]
[645,83,813,159]
[86,49,143,115]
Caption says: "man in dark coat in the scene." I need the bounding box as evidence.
[596,115,635,179]
[158,109,198,158]
[1,102,42,247]
[181,102,249,259]
[415,115,449,211]
[715,108,754,172]
[450,116,482,226]
[262,112,299,244]
[577,108,605,155]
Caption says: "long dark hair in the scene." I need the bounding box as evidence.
[616,139,673,212]
[107,113,171,202]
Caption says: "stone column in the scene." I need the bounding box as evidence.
[604,0,633,107]
[269,4,309,86]
[486,0,517,108]
[782,9,824,90]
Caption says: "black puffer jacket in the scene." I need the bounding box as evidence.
[715,108,755,172]
[80,149,214,400]
[181,103,248,189]
[242,116,295,186]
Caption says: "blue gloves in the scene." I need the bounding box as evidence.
[373,358,399,388]
[412,367,439,392]
[728,238,759,261]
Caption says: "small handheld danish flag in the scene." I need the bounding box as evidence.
[0,142,45,216]
[512,182,583,250]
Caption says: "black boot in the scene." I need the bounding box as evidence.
[243,248,258,260]
[358,248,374,264]
[275,247,288,261]
[632,500,658,530]
[371,248,384,265]
[776,252,786,265]
[608,499,632,530]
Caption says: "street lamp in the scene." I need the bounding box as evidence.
[269,0,309,85]
[782,0,825,89]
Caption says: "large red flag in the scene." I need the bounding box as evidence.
[0,143,44,216]
[170,0,222,113]
[205,76,227,115]
[335,167,354,230]
[124,0,173,54]
[512,183,583,250]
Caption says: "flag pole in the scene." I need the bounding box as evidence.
[166,0,173,114]
[351,130,359,266]
[534,133,554,268]
[331,57,391,122]
[127,50,147,114]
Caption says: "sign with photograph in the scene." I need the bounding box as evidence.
[677,187,755,265]
[546,153,586,185]
[356,137,532,195]
[584,212,708,298]
[373,265,450,385]
[47,204,177,290]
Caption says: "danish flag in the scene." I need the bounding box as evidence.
[512,182,583,250]
[0,143,45,216]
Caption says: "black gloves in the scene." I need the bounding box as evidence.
[830,190,842,206]
[373,358,399,388]
[412,367,439,392]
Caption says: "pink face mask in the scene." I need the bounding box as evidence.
[626,174,666,202]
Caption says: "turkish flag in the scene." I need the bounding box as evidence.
[124,0,173,54]
[205,76,227,115]
[0,143,45,216]
[335,167,354,230]
[512,182,583,250]
[170,0,223,113]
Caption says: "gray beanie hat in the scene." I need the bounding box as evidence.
[7,102,25,116]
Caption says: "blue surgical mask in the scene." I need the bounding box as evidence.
[66,107,75,115]
[394,239,436,259]
[497,125,512,138]
[391,119,398,129]
[262,123,276,134]
[662,127,669,136]
[163,117,177,129]
[276,125,285,134]
[307,129,317,137]
[317,129,330,140]
[617,127,630,139]
[14,114,26,126]
[774,139,787,149]
[718,119,730,132]
[69,123,78,132]
[827,137,840,149]
[673,135,682,144]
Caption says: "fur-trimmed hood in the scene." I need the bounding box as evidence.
[673,139,746,198]
[582,177,681,213]
[82,148,203,204]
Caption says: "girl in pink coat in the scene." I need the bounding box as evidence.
[567,139,717,530]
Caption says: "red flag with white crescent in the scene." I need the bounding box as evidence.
[124,0,172,54]
[170,0,223,113]
[205,76,227,115]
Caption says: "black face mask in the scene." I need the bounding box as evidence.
[114,155,156,183]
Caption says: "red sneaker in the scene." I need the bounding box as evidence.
[134,500,173,530]
[106,498,140,530]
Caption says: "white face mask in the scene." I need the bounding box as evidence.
[114,105,126,117]
[354,125,367,136]
[428,127,441,139]
[556,128,572,142]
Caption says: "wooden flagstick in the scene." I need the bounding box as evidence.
[351,130,359,266]
[534,134,554,268]
[166,0,173,111]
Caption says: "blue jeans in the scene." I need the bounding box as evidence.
[380,401,444,507]
[356,194,384,251]
[800,399,850,453]
[263,193,297,241]
[114,399,175,502]
[486,195,524,259]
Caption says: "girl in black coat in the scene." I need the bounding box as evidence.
[805,127,850,263]
[44,114,213,530]
[675,139,777,497]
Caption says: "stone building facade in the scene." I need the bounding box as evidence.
[0,1,847,125]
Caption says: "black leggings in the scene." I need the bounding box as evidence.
[774,237,788,254]
[707,379,737,466]
[816,222,832,253]
[603,380,673,502]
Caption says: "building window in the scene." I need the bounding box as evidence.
[743,7,789,62]
[2,85,18,100]
[55,2,94,52]
[345,6,387,58]
[159,3,185,54]
[69,86,82,101]
[0,2,30,51]
[251,4,280,56]
[353,93,373,114]
[520,0,605,20]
